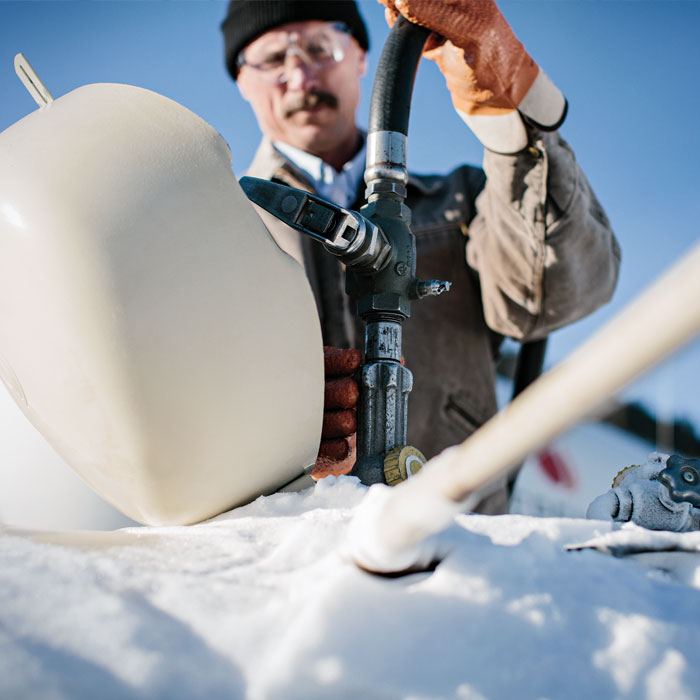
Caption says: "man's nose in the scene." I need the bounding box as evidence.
[283,56,321,91]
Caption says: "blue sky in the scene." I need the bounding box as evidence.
[1,0,699,431]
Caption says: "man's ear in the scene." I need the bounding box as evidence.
[358,50,368,78]
[236,72,252,103]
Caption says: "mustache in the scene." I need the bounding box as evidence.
[283,91,338,118]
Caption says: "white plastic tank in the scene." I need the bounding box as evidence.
[0,82,324,526]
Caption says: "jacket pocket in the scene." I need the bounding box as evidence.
[444,393,484,435]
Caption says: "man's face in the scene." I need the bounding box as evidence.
[236,21,367,162]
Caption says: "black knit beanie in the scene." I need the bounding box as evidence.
[222,1,369,80]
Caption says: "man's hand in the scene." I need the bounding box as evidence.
[379,0,566,154]
[312,347,361,480]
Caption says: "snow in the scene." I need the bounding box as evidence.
[2,475,700,699]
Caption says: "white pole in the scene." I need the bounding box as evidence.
[350,241,700,573]
[14,54,54,107]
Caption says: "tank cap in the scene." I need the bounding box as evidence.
[383,445,426,486]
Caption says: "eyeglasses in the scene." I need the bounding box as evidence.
[237,22,352,85]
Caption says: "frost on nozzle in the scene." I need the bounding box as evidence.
[346,482,453,576]
[586,452,700,533]
[611,452,669,488]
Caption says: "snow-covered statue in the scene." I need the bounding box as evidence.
[0,67,324,525]
[587,452,700,532]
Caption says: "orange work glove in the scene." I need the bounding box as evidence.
[379,0,566,154]
[311,347,361,480]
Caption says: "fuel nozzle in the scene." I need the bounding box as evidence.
[240,177,391,273]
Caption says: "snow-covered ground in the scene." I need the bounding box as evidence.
[2,475,699,700]
[2,373,698,698]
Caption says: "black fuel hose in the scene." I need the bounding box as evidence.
[364,13,548,500]
[368,16,431,136]
[372,15,549,403]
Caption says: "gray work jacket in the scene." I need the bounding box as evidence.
[245,130,620,513]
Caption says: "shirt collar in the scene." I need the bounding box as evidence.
[272,137,367,209]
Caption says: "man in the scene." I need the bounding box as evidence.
[221,0,620,513]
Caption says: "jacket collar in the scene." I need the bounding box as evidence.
[246,138,316,192]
